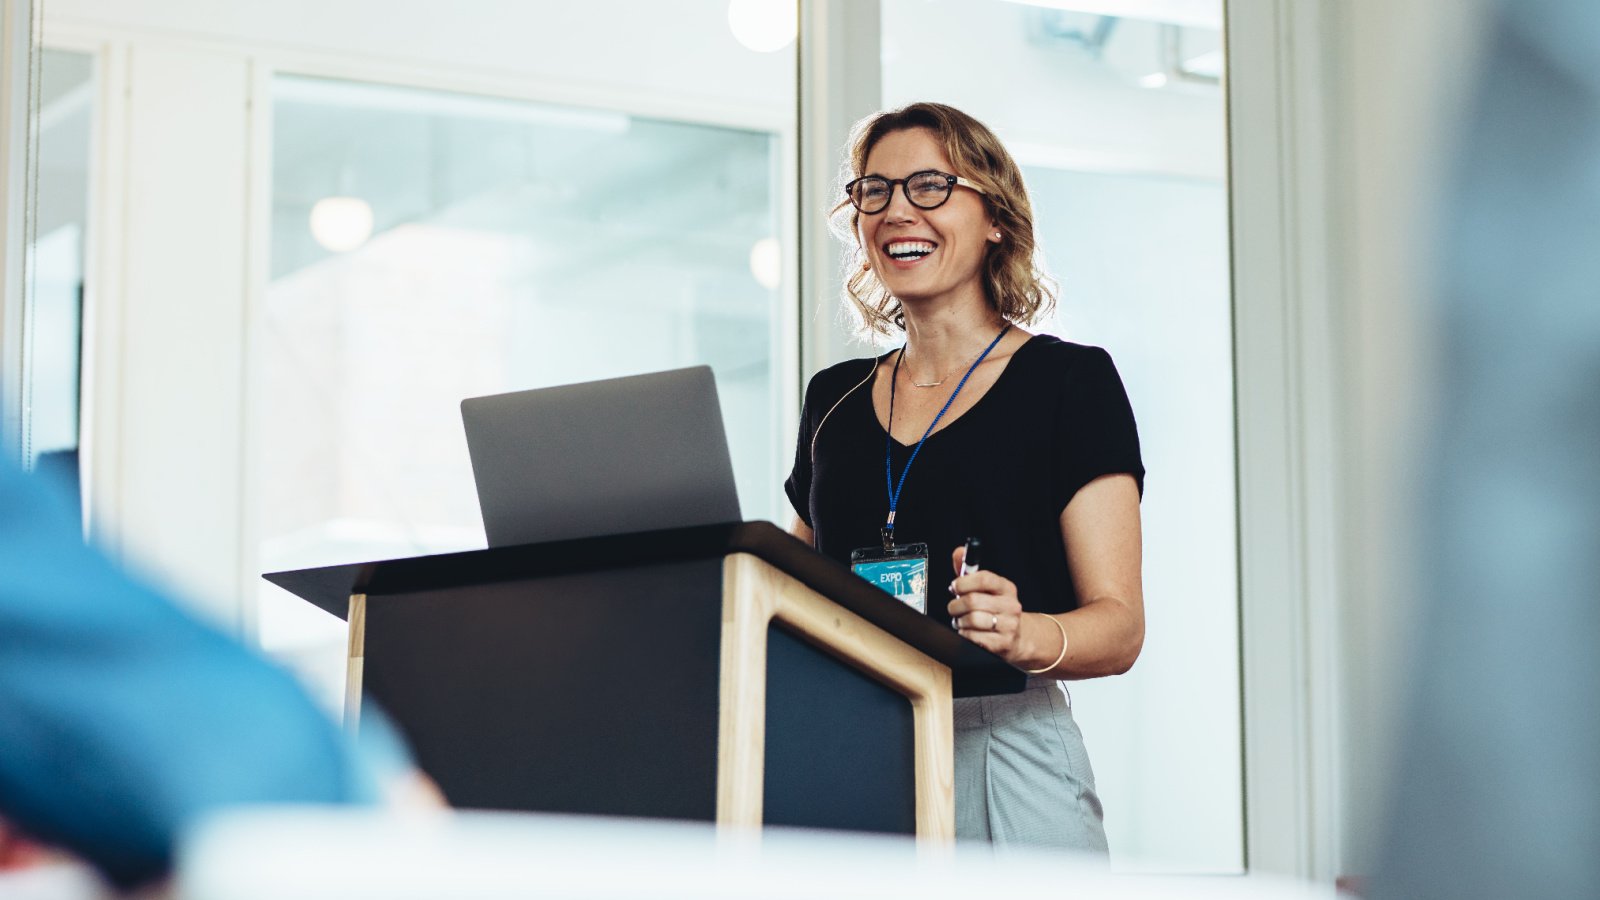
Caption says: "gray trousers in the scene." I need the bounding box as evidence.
[954,678,1109,854]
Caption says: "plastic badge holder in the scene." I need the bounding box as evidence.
[850,542,930,614]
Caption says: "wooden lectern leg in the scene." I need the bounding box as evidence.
[717,561,774,830]
[719,554,956,843]
[344,593,366,733]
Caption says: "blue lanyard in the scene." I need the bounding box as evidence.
[882,324,1011,548]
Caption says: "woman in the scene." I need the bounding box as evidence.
[784,102,1145,852]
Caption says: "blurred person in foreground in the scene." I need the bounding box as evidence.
[1374,0,1600,897]
[0,451,433,889]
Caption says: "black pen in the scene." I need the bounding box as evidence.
[959,537,982,577]
[951,538,983,631]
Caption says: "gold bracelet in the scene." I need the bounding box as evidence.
[1024,614,1069,675]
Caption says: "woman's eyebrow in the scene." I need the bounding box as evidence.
[859,167,939,179]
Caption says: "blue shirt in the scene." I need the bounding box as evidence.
[0,455,380,886]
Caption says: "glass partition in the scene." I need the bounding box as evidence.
[259,75,789,698]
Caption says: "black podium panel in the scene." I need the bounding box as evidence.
[364,558,724,820]
[762,623,917,834]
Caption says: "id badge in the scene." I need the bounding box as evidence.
[851,542,930,614]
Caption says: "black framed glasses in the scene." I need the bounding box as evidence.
[844,169,986,214]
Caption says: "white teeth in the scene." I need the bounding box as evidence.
[886,240,936,259]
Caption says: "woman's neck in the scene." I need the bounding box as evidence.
[899,301,1009,380]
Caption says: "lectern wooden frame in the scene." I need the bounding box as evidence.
[268,522,1024,843]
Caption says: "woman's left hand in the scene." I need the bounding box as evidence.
[946,544,1028,664]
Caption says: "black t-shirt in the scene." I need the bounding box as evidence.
[784,333,1144,616]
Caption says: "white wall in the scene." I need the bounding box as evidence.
[111,46,252,623]
[48,0,793,126]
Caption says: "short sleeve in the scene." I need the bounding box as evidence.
[1050,346,1145,512]
[783,379,817,527]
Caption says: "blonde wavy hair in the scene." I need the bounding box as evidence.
[830,102,1056,338]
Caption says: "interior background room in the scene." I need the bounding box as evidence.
[3,0,1481,889]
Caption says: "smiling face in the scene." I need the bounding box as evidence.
[856,127,1000,316]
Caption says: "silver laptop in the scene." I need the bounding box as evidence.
[461,366,741,547]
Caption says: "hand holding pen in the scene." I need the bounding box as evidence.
[948,537,1035,665]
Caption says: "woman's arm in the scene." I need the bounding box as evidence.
[1044,472,1144,677]
[948,473,1144,678]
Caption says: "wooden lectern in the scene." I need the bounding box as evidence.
[267,521,1024,842]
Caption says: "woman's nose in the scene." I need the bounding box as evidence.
[883,187,918,224]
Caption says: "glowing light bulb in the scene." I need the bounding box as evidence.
[749,237,782,290]
[309,196,374,252]
[727,0,797,53]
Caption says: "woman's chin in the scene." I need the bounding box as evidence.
[881,277,938,303]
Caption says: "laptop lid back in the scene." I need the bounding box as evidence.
[461,366,741,547]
